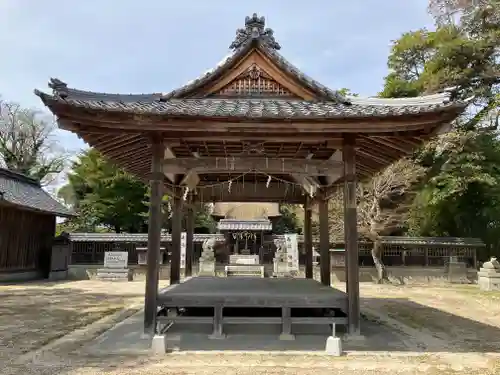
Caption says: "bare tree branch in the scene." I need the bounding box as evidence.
[328,158,425,282]
[0,98,67,184]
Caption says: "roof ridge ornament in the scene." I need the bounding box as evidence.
[229,13,281,51]
[48,78,69,98]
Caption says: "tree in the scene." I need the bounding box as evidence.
[59,149,149,233]
[59,148,218,234]
[428,0,495,25]
[328,159,424,282]
[0,98,66,183]
[273,204,302,234]
[380,3,500,259]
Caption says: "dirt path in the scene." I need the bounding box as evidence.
[3,280,500,374]
[0,281,144,363]
[6,352,500,375]
[359,284,500,352]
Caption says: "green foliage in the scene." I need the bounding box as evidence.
[59,149,149,233]
[58,148,217,234]
[273,204,302,234]
[381,4,500,259]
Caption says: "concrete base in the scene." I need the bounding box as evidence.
[343,333,366,342]
[48,270,68,281]
[208,333,227,340]
[279,333,296,341]
[478,272,500,291]
[96,268,130,281]
[325,336,342,356]
[151,334,166,354]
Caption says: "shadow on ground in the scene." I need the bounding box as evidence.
[362,297,500,353]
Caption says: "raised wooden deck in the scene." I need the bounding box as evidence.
[156,277,348,338]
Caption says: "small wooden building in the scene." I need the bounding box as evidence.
[0,168,73,281]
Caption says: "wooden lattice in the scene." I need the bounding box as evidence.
[212,64,298,98]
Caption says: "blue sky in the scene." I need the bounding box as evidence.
[0,0,434,154]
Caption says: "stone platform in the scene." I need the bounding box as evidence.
[157,277,348,339]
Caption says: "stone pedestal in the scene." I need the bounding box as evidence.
[96,251,130,281]
[272,238,293,278]
[478,257,500,291]
[445,259,468,283]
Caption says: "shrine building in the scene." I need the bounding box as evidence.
[35,14,467,338]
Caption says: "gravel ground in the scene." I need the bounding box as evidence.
[0,281,144,364]
[2,280,500,374]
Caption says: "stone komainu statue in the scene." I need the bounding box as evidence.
[201,237,216,261]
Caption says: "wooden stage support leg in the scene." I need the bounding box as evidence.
[185,203,195,277]
[304,197,313,279]
[279,306,295,340]
[144,136,165,335]
[210,304,225,339]
[343,135,360,335]
[319,197,331,286]
[170,195,183,285]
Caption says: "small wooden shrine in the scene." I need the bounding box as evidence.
[35,13,467,335]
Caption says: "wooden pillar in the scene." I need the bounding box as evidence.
[319,197,331,286]
[343,134,360,335]
[304,197,313,279]
[185,202,195,277]
[144,136,164,335]
[170,193,183,285]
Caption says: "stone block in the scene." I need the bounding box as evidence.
[478,257,500,291]
[198,262,215,276]
[325,336,343,356]
[96,268,130,281]
[151,334,166,354]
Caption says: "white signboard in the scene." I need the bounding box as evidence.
[284,234,299,271]
[180,232,187,269]
[104,251,128,269]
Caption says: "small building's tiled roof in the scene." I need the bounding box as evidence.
[0,168,74,217]
[213,202,280,219]
[217,219,273,231]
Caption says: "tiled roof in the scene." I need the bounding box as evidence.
[0,168,74,217]
[35,90,464,120]
[33,14,468,120]
[213,202,280,219]
[217,219,273,231]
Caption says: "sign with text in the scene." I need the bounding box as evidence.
[284,234,299,271]
[104,251,128,269]
[180,232,187,269]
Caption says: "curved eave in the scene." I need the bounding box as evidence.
[35,89,467,131]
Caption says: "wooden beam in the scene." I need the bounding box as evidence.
[170,193,183,285]
[57,108,455,133]
[143,136,164,336]
[304,197,313,279]
[343,134,360,335]
[162,157,343,175]
[185,202,195,277]
[319,198,330,286]
[196,182,304,203]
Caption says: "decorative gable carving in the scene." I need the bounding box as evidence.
[210,64,300,98]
